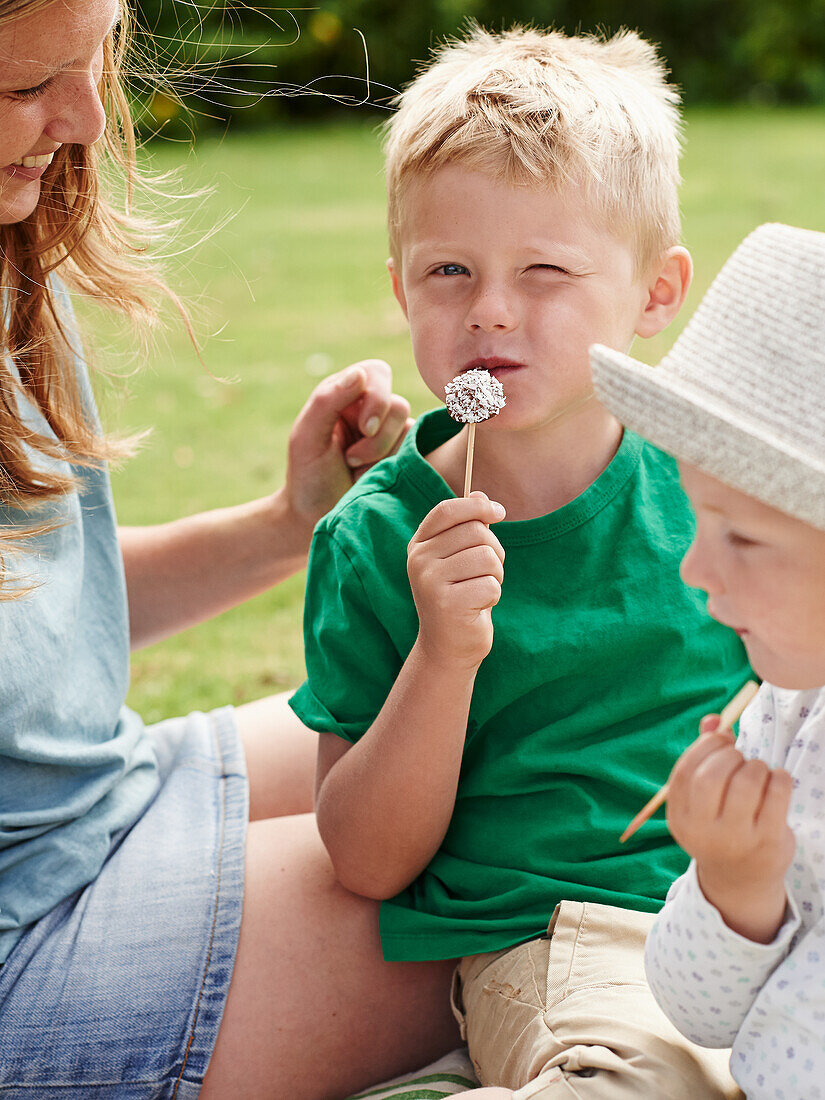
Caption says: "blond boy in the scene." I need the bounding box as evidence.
[291,27,748,1098]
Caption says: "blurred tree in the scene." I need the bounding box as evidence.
[130,0,825,133]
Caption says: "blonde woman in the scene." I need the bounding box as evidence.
[0,1,459,1096]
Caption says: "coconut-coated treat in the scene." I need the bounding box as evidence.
[444,368,506,423]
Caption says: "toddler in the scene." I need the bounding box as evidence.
[592,221,825,1100]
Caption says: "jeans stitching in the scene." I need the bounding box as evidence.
[171,712,227,1098]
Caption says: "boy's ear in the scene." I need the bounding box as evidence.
[387,257,409,319]
[635,246,693,339]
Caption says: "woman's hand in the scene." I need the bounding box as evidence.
[407,493,506,672]
[666,718,795,944]
[285,359,411,534]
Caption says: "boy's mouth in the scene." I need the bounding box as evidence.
[460,357,525,379]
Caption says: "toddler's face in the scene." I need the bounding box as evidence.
[388,165,651,434]
[679,464,825,689]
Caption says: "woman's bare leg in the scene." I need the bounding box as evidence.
[201,813,459,1100]
[234,691,317,820]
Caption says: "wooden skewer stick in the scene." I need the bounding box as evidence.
[619,678,760,844]
[463,422,477,497]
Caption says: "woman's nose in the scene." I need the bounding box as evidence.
[465,285,518,334]
[44,70,107,148]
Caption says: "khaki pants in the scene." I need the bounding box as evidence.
[450,901,743,1099]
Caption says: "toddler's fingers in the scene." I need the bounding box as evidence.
[756,769,795,832]
[686,744,746,819]
[412,495,506,543]
[344,358,394,437]
[721,758,773,825]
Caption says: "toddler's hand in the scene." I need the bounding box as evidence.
[408,493,506,671]
[666,725,795,943]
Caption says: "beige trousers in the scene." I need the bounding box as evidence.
[450,901,743,1099]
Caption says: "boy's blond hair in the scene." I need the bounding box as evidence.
[384,25,683,274]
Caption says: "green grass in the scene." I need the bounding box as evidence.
[89,107,825,724]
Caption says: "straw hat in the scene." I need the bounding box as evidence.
[590,223,825,530]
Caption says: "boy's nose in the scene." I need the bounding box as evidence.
[465,286,518,334]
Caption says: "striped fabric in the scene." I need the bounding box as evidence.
[349,1048,478,1099]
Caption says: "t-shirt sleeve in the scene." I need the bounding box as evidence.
[289,523,402,742]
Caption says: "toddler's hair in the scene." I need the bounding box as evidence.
[384,25,683,273]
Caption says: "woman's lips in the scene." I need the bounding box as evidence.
[2,163,48,182]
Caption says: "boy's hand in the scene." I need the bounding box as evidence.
[666,719,795,944]
[408,493,506,671]
[286,359,411,528]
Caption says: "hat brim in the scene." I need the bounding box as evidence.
[590,344,825,531]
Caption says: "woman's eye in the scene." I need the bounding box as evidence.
[434,263,468,277]
[12,80,51,100]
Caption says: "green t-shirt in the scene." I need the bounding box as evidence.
[290,409,751,962]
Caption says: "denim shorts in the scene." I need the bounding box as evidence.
[0,706,248,1100]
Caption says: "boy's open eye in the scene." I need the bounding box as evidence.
[433,263,469,277]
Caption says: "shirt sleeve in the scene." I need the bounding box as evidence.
[289,523,402,742]
[645,860,800,1047]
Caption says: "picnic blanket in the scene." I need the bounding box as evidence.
[349,1048,479,1098]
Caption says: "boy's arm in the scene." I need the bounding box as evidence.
[315,493,505,900]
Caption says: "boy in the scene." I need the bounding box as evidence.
[591,221,825,1099]
[290,26,748,1098]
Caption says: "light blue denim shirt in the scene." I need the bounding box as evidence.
[0,295,159,963]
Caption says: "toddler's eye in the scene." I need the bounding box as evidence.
[434,263,469,277]
[726,532,760,549]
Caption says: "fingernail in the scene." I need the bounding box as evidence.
[346,452,362,467]
[363,415,380,437]
[340,367,360,387]
[492,502,506,520]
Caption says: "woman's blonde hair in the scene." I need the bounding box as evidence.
[384,25,684,275]
[0,0,180,593]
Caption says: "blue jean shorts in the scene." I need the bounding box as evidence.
[0,706,248,1099]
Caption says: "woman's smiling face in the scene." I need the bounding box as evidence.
[0,0,118,225]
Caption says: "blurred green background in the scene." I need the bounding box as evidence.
[91,3,825,722]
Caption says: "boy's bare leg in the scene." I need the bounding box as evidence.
[200,812,459,1100]
[235,691,318,820]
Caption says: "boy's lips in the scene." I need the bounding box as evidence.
[460,357,525,378]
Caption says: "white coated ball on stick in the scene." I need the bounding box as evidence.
[444,369,506,423]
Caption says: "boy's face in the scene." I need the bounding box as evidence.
[389,165,658,434]
[680,464,825,689]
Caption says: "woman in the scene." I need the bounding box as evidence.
[0,1,458,1096]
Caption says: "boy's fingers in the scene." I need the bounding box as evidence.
[412,495,506,543]
[442,545,505,585]
[422,520,506,564]
[699,713,722,735]
[450,574,503,611]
